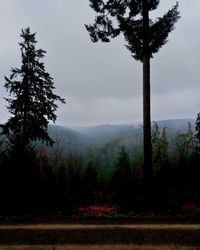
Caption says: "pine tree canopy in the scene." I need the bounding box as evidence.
[2,27,65,147]
[116,145,130,173]
[85,0,180,61]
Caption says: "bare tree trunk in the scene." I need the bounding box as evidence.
[142,0,152,185]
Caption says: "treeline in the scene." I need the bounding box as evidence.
[1,121,200,215]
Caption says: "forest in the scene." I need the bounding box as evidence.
[0,0,200,219]
[1,97,200,216]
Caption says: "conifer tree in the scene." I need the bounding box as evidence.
[86,0,180,184]
[111,146,132,209]
[196,113,200,144]
[2,27,65,154]
[115,145,131,180]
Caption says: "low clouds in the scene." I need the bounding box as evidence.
[56,96,143,126]
[0,0,199,126]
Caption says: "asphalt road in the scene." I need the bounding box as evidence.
[0,224,200,247]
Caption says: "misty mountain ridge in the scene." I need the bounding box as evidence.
[46,124,92,154]
[45,119,196,156]
[73,123,141,144]
[69,118,195,144]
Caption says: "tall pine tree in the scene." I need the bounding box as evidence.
[2,27,65,155]
[86,0,180,185]
[196,113,200,145]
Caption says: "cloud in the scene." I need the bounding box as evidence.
[56,96,143,127]
[0,0,199,126]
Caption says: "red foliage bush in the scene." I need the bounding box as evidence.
[182,202,200,214]
[78,205,117,216]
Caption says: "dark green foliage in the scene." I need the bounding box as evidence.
[111,146,135,210]
[152,122,169,175]
[0,121,200,215]
[0,130,200,215]
[114,146,131,182]
[150,122,200,213]
[81,159,99,205]
[2,27,65,149]
[86,0,180,61]
[175,122,197,162]
[196,113,200,147]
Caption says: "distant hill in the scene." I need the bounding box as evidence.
[36,118,196,158]
[75,124,141,144]
[74,119,195,145]
[92,132,144,168]
[42,125,93,155]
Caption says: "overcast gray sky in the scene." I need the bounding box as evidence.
[0,0,199,126]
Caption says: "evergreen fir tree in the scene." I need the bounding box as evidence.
[196,113,200,144]
[2,27,65,152]
[86,0,180,185]
[1,27,65,212]
[111,146,132,209]
[115,145,131,181]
